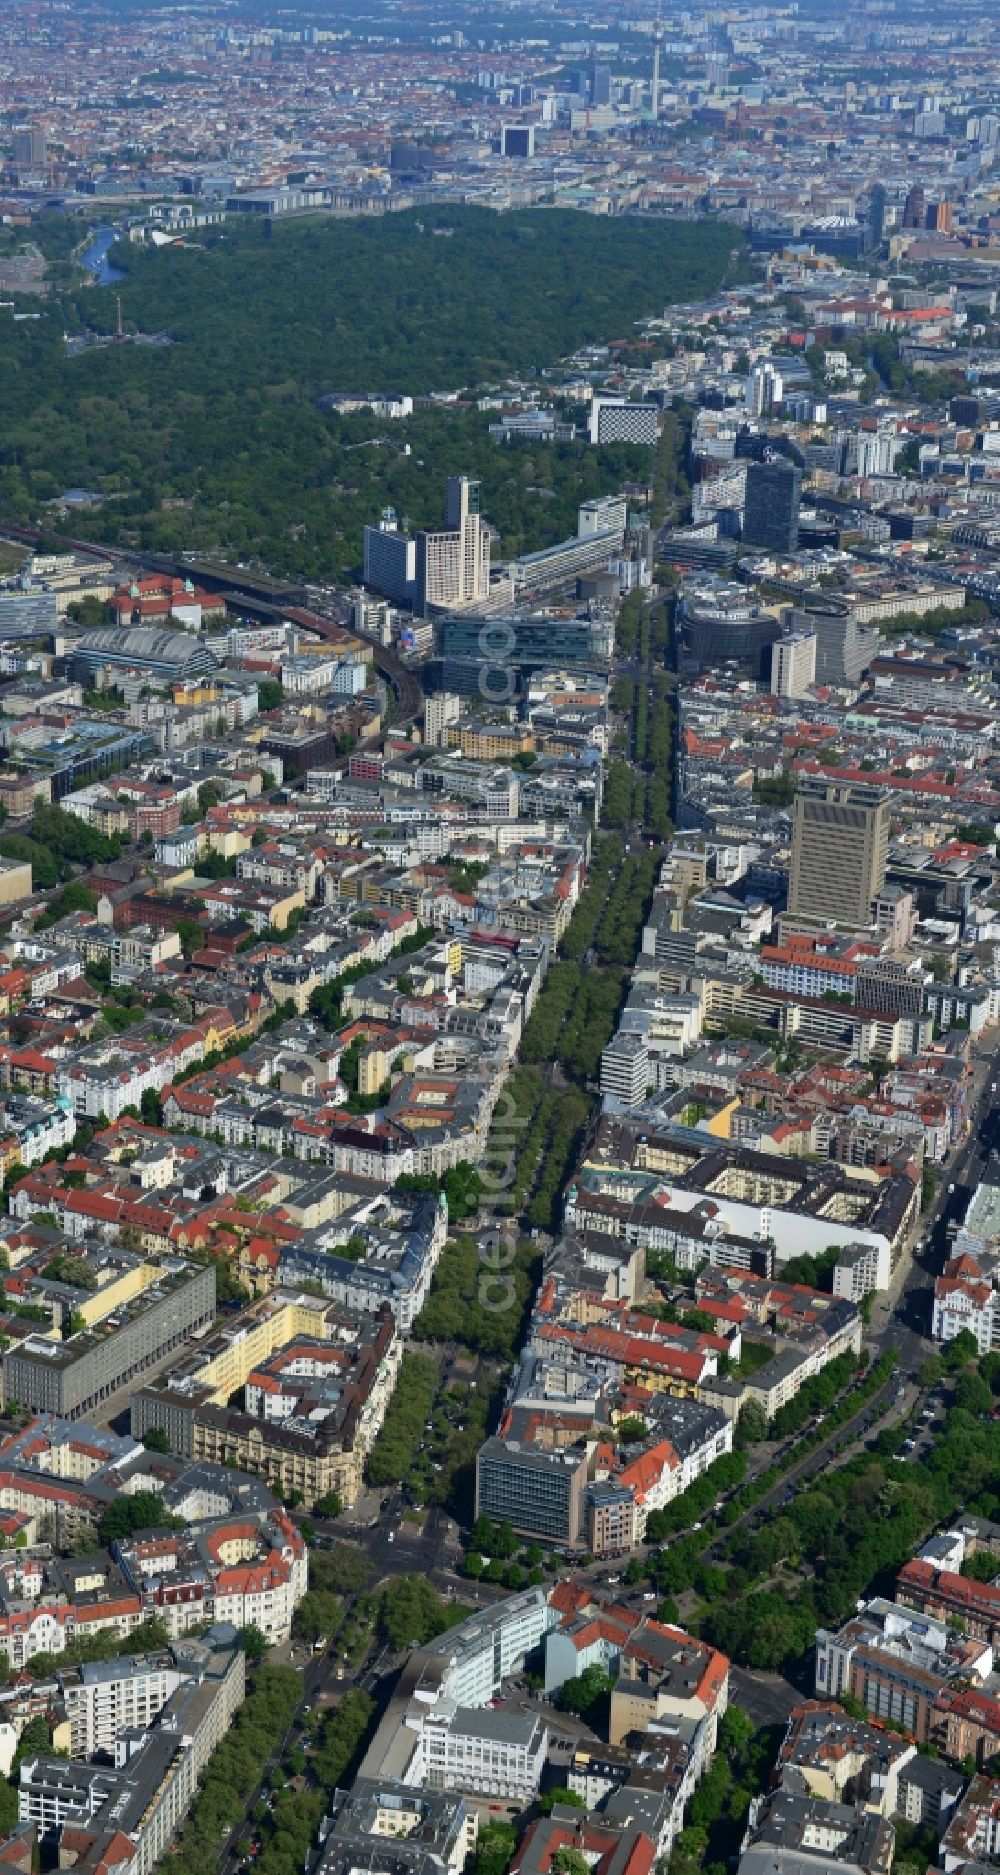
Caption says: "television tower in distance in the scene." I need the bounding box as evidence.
[651,19,662,120]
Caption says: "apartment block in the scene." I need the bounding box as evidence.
[815,1598,991,1742]
[317,1782,477,1875]
[61,1653,186,1759]
[2,1262,216,1420]
[608,1622,729,1749]
[134,1303,399,1506]
[19,1633,245,1875]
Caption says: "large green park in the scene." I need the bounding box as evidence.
[0,205,741,577]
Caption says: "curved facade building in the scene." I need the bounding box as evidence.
[678,579,782,679]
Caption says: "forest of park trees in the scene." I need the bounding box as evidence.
[0,206,741,579]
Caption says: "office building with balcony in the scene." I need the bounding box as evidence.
[600,1033,649,1107]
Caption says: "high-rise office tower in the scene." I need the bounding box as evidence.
[500,125,535,157]
[363,509,416,605]
[902,184,925,229]
[364,477,492,615]
[867,183,886,247]
[590,63,611,104]
[790,606,878,687]
[742,460,802,553]
[416,476,491,614]
[788,778,890,928]
[12,127,46,171]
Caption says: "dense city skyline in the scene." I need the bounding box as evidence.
[0,7,997,1875]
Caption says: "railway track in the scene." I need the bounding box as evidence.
[0,523,425,729]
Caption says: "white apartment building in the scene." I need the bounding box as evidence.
[746,362,783,417]
[2,1098,75,1168]
[280,657,339,695]
[237,845,321,896]
[579,494,628,538]
[833,1240,891,1302]
[424,693,462,746]
[857,429,901,478]
[759,955,859,1000]
[770,631,817,699]
[63,1655,185,1759]
[212,1570,302,1639]
[331,660,368,695]
[55,1026,208,1123]
[600,1033,649,1106]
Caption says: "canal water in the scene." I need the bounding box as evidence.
[79,226,125,285]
